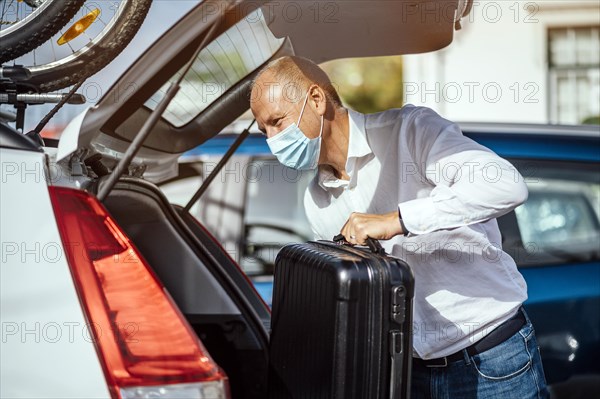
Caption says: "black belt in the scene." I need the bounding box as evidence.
[413,307,527,368]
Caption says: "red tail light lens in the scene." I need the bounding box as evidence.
[48,187,229,399]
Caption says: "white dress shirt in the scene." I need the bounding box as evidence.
[304,105,529,359]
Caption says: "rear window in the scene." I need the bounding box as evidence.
[501,159,600,266]
[144,8,284,127]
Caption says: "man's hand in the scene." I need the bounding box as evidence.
[340,211,404,245]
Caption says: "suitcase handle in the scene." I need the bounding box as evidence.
[333,234,385,255]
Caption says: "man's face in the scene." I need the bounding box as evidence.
[250,73,321,140]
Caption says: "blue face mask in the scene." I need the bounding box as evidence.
[266,90,323,170]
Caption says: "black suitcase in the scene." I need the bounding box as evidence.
[268,237,414,399]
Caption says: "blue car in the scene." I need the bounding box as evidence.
[161,121,600,397]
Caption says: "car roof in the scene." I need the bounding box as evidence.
[459,122,600,138]
[461,123,599,162]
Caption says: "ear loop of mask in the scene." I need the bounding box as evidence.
[298,89,324,138]
[318,115,324,137]
[297,90,310,127]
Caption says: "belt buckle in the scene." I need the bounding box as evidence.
[425,357,448,368]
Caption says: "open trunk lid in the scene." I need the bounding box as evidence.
[58,0,472,183]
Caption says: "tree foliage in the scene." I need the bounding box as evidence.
[321,56,404,114]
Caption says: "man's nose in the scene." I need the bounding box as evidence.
[266,126,280,139]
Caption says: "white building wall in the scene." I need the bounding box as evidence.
[403,1,600,123]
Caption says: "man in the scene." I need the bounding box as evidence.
[250,56,549,398]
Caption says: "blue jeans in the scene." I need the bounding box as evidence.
[411,311,549,399]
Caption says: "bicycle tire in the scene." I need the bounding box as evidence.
[0,0,86,63]
[27,0,152,92]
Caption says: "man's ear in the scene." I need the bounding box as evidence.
[309,84,327,116]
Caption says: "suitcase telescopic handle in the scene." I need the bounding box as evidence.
[333,234,386,255]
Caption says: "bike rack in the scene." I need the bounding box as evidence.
[1,65,86,143]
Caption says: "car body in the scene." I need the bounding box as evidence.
[1,0,598,398]
[0,135,112,398]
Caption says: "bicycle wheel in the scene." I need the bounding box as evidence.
[0,0,85,63]
[7,0,152,92]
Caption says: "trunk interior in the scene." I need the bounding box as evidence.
[101,177,270,399]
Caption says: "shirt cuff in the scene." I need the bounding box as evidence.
[398,198,434,235]
[399,196,486,235]
[399,196,463,235]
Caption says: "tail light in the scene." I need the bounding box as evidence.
[49,186,230,399]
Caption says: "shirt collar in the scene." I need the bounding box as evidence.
[346,108,372,160]
[318,109,373,190]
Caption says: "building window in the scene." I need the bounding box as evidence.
[548,26,600,125]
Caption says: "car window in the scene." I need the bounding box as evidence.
[145,8,284,127]
[500,159,600,267]
[241,157,314,274]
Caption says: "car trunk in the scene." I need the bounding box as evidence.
[101,177,271,399]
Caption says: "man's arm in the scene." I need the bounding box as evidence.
[398,122,528,235]
[341,108,528,243]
